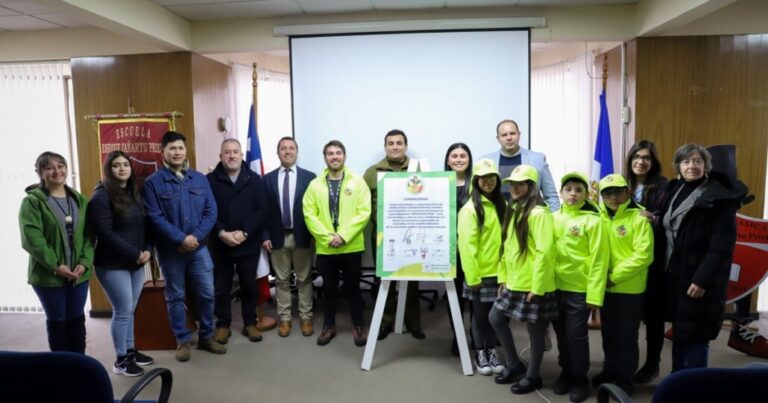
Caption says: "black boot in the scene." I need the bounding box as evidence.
[45,320,68,351]
[66,314,86,353]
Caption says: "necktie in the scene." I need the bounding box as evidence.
[282,168,292,229]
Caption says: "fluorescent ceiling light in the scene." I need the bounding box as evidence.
[274,17,546,37]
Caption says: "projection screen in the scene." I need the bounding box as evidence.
[290,29,530,175]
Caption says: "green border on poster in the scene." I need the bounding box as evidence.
[375,171,456,280]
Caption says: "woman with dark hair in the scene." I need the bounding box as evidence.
[489,165,557,395]
[19,151,93,353]
[458,158,506,375]
[87,151,154,376]
[444,143,473,209]
[658,144,747,371]
[625,140,669,384]
[444,143,474,355]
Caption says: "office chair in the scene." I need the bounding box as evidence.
[596,364,768,403]
[0,350,172,403]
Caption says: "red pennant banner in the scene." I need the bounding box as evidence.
[97,118,172,189]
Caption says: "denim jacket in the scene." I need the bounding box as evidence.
[142,166,217,252]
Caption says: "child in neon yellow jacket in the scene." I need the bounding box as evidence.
[551,172,609,402]
[458,159,506,376]
[592,174,654,396]
[489,165,557,395]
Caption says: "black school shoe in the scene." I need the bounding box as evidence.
[511,376,543,394]
[494,362,527,384]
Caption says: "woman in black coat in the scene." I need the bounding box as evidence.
[657,144,747,372]
[626,140,669,384]
[87,151,154,377]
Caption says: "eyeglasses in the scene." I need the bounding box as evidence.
[681,158,705,166]
[631,154,652,162]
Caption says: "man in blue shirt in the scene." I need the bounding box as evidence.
[143,131,226,362]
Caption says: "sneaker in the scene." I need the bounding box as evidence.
[486,348,505,374]
[198,338,227,354]
[175,342,192,362]
[633,361,660,384]
[728,322,768,359]
[353,326,367,347]
[113,355,144,377]
[242,325,263,342]
[215,327,232,344]
[317,325,336,346]
[126,348,153,366]
[474,349,492,375]
[664,327,674,340]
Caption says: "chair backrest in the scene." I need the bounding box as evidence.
[0,350,113,403]
[651,366,768,403]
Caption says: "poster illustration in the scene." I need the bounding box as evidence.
[376,171,456,280]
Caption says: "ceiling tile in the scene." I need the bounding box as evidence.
[370,0,446,10]
[35,13,87,28]
[295,0,374,14]
[225,0,303,18]
[1,1,58,14]
[151,0,211,6]
[445,0,519,6]
[167,4,236,20]
[0,15,61,30]
[0,5,20,16]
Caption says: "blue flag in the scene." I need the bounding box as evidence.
[245,104,264,175]
[590,89,613,198]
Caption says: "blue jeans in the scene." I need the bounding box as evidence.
[158,247,215,343]
[33,281,89,321]
[672,340,709,372]
[96,267,144,356]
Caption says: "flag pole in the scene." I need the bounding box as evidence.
[252,62,258,124]
[251,61,277,332]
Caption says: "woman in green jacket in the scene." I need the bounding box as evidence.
[489,165,557,395]
[18,151,94,353]
[458,158,505,376]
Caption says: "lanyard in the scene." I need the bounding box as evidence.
[326,173,344,231]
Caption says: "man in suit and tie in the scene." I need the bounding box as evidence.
[262,137,317,337]
[483,119,560,211]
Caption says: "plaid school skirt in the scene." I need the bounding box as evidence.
[463,277,499,302]
[493,288,559,324]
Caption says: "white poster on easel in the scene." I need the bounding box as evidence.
[361,167,472,375]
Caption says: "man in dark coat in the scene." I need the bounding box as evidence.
[207,138,268,344]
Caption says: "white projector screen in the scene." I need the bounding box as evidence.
[290,29,530,175]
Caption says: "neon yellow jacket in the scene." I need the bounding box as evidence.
[458,196,503,286]
[302,167,371,255]
[500,205,556,295]
[553,201,609,306]
[600,198,654,294]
